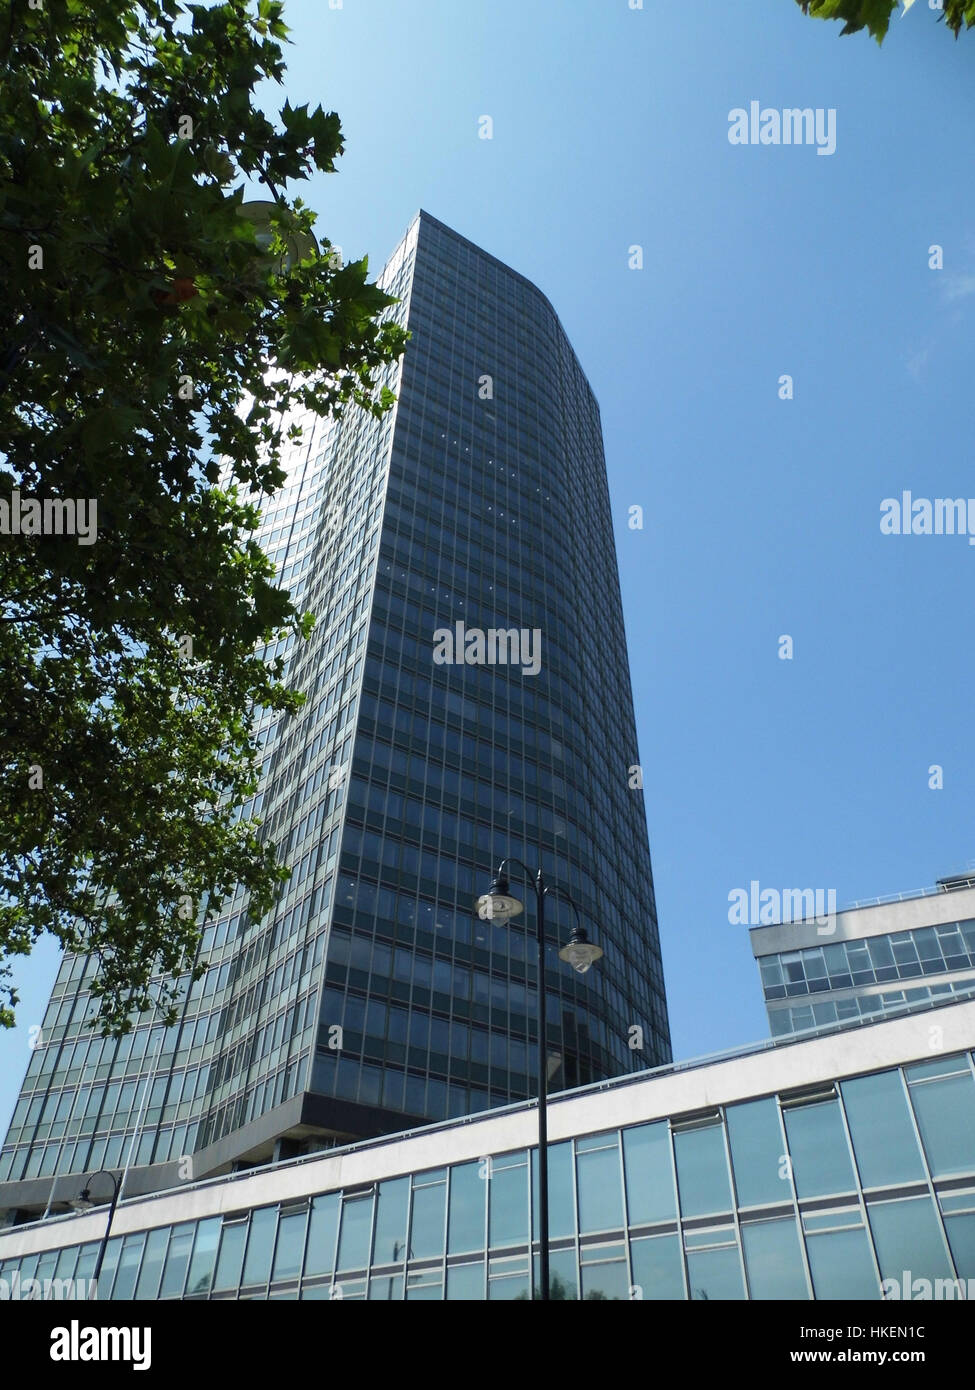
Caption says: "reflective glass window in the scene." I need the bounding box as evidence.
[242,1207,277,1286]
[908,1069,975,1177]
[54,1245,79,1281]
[867,1196,953,1284]
[841,1071,925,1188]
[576,1133,624,1233]
[447,1161,486,1254]
[761,959,783,989]
[805,1226,879,1300]
[373,1177,409,1265]
[547,1249,579,1301]
[867,937,895,969]
[726,1099,789,1208]
[305,1193,340,1277]
[446,1261,484,1300]
[783,1100,856,1198]
[630,1234,684,1300]
[622,1122,676,1225]
[160,1223,194,1298]
[410,1171,447,1260]
[112,1234,147,1301]
[185,1217,221,1296]
[487,1254,530,1300]
[914,928,941,961]
[741,1218,808,1300]
[405,1269,442,1300]
[213,1221,248,1292]
[75,1243,99,1287]
[332,1275,366,1300]
[673,1123,733,1217]
[804,949,827,981]
[337,1194,373,1270]
[579,1243,629,1301]
[686,1244,745,1300]
[488,1153,529,1248]
[272,1209,308,1282]
[133,1228,168,1300]
[368,1273,403,1300]
[944,1212,975,1278]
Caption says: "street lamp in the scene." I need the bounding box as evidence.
[558,925,603,975]
[475,858,604,1301]
[71,1169,121,1299]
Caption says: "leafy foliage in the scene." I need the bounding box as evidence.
[797,0,975,43]
[0,0,407,1032]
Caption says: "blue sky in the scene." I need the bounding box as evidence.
[3,0,974,1130]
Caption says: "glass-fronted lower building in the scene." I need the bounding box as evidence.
[751,880,975,1038]
[2,995,974,1300]
[0,211,669,1223]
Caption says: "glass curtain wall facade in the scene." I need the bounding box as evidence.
[315,212,669,1120]
[1,211,668,1217]
[752,884,975,1040]
[4,1046,974,1300]
[760,918,975,1037]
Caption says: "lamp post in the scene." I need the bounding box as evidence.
[475,858,603,1301]
[71,1169,122,1298]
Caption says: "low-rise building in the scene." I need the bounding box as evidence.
[2,995,973,1300]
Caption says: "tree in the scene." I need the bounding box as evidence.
[797,0,975,43]
[0,0,408,1033]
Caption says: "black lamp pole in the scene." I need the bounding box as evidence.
[75,1169,122,1297]
[477,858,602,1302]
[529,865,551,1302]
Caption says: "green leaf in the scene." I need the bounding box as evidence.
[0,0,406,1036]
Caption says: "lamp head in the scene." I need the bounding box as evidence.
[558,926,603,974]
[474,873,523,925]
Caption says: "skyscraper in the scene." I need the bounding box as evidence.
[0,211,670,1224]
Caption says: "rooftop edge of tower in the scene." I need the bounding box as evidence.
[399,209,600,416]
